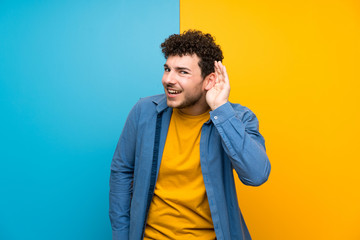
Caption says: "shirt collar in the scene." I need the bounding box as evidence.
[152,94,169,113]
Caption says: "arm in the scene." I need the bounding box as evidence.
[109,102,139,239]
[206,61,271,186]
[210,102,271,186]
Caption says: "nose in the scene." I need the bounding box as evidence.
[162,71,177,85]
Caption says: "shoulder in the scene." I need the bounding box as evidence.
[129,94,167,117]
[137,94,166,106]
[134,94,166,110]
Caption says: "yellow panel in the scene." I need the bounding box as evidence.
[180,0,360,239]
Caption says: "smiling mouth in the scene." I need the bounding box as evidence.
[167,89,182,95]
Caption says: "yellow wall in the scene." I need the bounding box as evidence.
[180,1,360,239]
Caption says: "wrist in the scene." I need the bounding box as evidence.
[211,101,228,110]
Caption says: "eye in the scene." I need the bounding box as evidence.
[164,67,170,72]
[180,71,188,75]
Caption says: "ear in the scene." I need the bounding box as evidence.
[203,72,216,90]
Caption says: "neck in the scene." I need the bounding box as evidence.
[177,103,210,116]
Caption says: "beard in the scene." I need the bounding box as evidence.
[165,86,207,111]
[164,80,208,113]
[175,91,204,109]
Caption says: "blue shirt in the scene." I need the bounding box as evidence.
[109,94,271,240]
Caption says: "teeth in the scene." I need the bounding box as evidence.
[168,89,181,94]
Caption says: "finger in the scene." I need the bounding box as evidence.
[223,65,230,85]
[218,61,224,74]
[217,61,226,83]
[219,62,230,87]
[215,61,221,82]
[215,61,221,74]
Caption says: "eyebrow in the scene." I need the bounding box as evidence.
[164,64,191,72]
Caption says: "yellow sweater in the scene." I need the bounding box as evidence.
[144,108,215,239]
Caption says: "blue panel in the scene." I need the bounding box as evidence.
[0,0,179,239]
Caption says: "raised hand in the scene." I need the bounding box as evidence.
[206,61,230,110]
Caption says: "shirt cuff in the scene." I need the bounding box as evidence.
[209,102,236,124]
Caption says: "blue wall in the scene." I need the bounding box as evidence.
[0,1,179,239]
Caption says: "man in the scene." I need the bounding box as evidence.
[109,30,271,240]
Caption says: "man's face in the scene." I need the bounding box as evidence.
[162,54,209,115]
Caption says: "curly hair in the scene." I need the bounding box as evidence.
[160,30,224,79]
